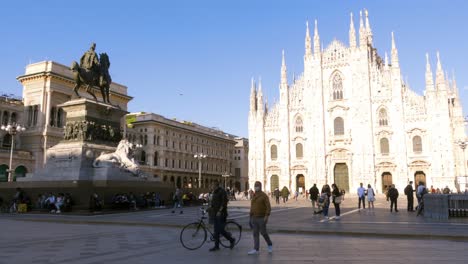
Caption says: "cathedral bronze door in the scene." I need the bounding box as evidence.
[381,172,393,192]
[296,174,305,193]
[270,175,279,192]
[414,171,426,189]
[333,163,349,192]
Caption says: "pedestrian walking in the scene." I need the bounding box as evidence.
[357,183,366,210]
[273,187,280,205]
[248,181,273,255]
[331,184,342,220]
[321,184,331,219]
[309,184,319,213]
[281,186,290,203]
[404,181,414,211]
[367,184,375,209]
[208,181,235,252]
[293,190,299,201]
[416,181,427,207]
[388,184,399,212]
[171,187,183,214]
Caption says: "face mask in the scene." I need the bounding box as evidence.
[254,186,261,192]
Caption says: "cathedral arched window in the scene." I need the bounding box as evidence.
[296,143,303,159]
[334,117,344,136]
[412,136,422,153]
[332,74,343,100]
[295,117,303,133]
[380,138,389,155]
[379,109,388,126]
[270,145,278,160]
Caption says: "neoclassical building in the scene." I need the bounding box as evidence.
[248,11,467,194]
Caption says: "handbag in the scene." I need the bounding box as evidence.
[334,195,342,204]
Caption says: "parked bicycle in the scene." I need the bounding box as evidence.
[180,207,242,250]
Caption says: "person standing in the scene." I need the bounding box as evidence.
[331,184,342,220]
[248,181,273,255]
[416,181,427,207]
[367,184,375,209]
[404,181,414,212]
[309,184,319,213]
[357,183,366,210]
[321,184,331,219]
[273,187,280,205]
[281,186,290,203]
[172,187,183,214]
[208,181,235,252]
[388,184,399,212]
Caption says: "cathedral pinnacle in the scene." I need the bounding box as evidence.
[435,51,445,89]
[359,10,366,47]
[364,9,373,45]
[314,19,320,55]
[250,77,257,112]
[305,21,312,57]
[425,53,434,90]
[349,12,356,48]
[391,32,399,68]
[281,50,287,85]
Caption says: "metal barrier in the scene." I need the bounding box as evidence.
[448,194,468,217]
[423,194,468,219]
[423,195,449,220]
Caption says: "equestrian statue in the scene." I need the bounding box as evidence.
[71,43,112,105]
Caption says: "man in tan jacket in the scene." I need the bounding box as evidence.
[248,181,273,255]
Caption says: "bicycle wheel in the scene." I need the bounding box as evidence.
[220,221,242,248]
[180,222,207,250]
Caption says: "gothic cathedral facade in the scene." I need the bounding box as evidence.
[248,11,467,194]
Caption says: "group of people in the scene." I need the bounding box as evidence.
[37,192,73,213]
[111,192,165,210]
[308,183,345,219]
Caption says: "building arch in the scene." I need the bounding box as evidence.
[270,175,279,191]
[334,117,344,135]
[14,165,28,179]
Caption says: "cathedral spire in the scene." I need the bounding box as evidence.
[250,77,257,112]
[365,9,373,45]
[359,10,366,47]
[384,52,389,69]
[425,53,434,91]
[349,12,356,48]
[391,32,399,68]
[305,21,312,57]
[313,20,321,56]
[257,78,264,115]
[436,51,446,90]
[281,50,288,86]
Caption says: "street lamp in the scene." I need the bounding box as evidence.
[457,140,468,191]
[194,153,207,188]
[1,124,26,182]
[222,172,231,190]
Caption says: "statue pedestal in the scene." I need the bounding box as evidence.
[22,98,137,182]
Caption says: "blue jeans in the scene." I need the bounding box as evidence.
[323,202,329,217]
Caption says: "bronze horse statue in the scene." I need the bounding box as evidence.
[71,53,112,105]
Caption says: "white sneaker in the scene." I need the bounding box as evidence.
[248,249,259,255]
[335,216,340,220]
[267,245,273,253]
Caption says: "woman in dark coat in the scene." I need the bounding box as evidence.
[331,184,342,220]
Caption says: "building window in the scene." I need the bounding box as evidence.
[332,73,343,100]
[380,138,389,155]
[2,134,11,148]
[157,136,160,145]
[140,151,146,164]
[10,112,17,125]
[379,109,388,126]
[165,140,168,147]
[154,152,158,166]
[57,108,63,127]
[2,111,9,126]
[296,143,303,158]
[144,135,148,145]
[413,136,422,153]
[165,158,168,167]
[334,117,344,135]
[295,117,303,133]
[270,145,278,160]
[50,107,56,126]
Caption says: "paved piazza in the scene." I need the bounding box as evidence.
[1,195,467,263]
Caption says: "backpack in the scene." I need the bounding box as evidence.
[404,185,410,196]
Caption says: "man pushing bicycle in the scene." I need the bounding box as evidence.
[208,180,235,252]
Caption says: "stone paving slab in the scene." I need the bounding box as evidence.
[0,219,467,264]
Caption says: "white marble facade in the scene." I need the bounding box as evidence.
[248,11,467,194]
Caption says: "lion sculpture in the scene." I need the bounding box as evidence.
[93,139,145,178]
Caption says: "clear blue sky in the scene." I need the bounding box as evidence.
[0,0,467,137]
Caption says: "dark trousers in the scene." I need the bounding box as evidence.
[358,196,366,209]
[333,202,341,216]
[407,195,414,211]
[213,215,233,247]
[282,197,288,203]
[275,196,280,205]
[251,216,272,251]
[390,199,398,212]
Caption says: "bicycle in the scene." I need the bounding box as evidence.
[180,207,242,250]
